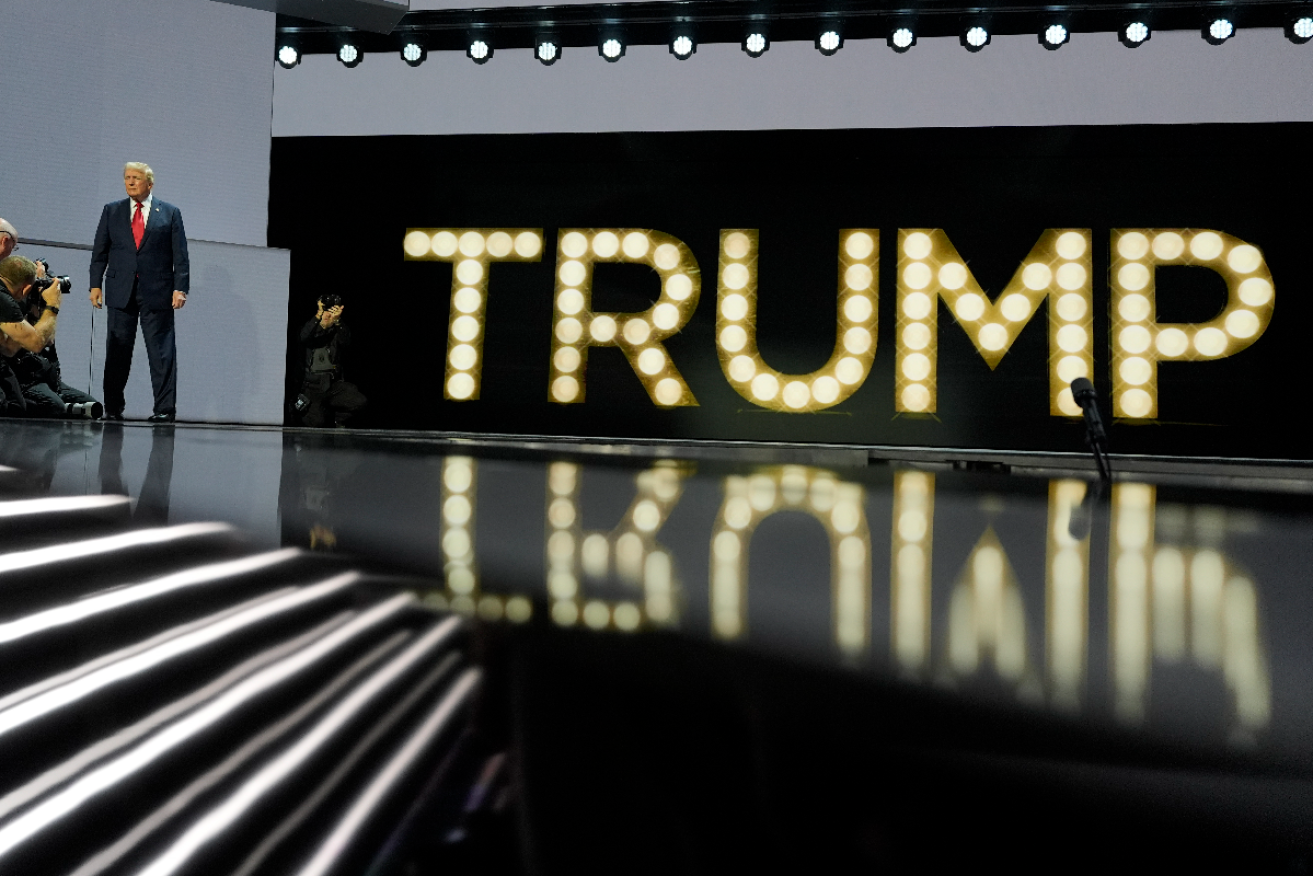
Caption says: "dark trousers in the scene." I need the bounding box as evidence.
[105,284,177,416]
[23,380,99,417]
[302,377,367,427]
[0,366,24,416]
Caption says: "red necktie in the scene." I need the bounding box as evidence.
[132,201,145,249]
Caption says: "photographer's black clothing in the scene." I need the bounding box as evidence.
[7,287,101,419]
[298,317,366,427]
[0,290,29,415]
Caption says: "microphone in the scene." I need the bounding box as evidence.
[1070,377,1111,482]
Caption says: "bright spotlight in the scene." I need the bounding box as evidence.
[888,27,916,52]
[962,26,990,51]
[401,42,426,66]
[670,34,695,59]
[337,43,362,67]
[1204,18,1234,44]
[1041,24,1069,49]
[743,32,768,57]
[1286,16,1313,42]
[276,45,299,69]
[1120,21,1150,47]
[816,29,842,55]
[537,40,560,65]
[600,37,625,61]
[467,38,492,64]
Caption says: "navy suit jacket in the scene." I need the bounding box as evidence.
[89,198,191,311]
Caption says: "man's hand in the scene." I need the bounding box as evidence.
[172,291,187,310]
[319,305,344,329]
[39,280,62,311]
[34,261,47,279]
[90,287,104,309]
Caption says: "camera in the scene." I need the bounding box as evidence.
[320,293,343,310]
[32,260,72,297]
[32,275,72,296]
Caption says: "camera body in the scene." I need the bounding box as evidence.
[32,275,72,296]
[320,293,343,310]
[31,260,72,301]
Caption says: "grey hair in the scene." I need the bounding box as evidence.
[124,162,155,184]
[0,218,16,241]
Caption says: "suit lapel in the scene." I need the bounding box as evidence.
[137,201,164,253]
[117,199,134,244]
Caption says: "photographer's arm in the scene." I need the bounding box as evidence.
[0,310,54,353]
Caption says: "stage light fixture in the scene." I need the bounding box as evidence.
[600,36,625,62]
[888,27,916,52]
[337,42,362,67]
[743,31,769,57]
[1120,21,1150,47]
[670,33,695,59]
[401,42,426,66]
[816,29,843,56]
[276,45,299,68]
[1204,18,1234,44]
[1041,24,1069,49]
[1286,16,1313,42]
[467,38,492,64]
[962,26,990,51]
[537,39,560,65]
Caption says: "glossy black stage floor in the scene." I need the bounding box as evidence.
[0,419,1311,874]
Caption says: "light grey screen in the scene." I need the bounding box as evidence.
[0,0,274,246]
[273,30,1313,137]
[32,241,290,425]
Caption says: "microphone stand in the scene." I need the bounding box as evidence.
[1067,377,1110,542]
[1070,377,1111,483]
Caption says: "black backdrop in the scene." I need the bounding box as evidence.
[269,124,1313,460]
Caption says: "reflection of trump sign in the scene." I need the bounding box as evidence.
[403,226,1274,420]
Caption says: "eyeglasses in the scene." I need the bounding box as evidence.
[0,231,16,251]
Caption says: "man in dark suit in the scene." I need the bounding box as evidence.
[89,162,190,422]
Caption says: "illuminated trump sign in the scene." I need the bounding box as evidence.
[404,226,1275,422]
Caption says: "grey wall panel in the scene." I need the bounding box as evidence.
[0,0,274,247]
[25,241,290,425]
[272,30,1313,137]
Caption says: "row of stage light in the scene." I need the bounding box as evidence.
[276,13,1313,69]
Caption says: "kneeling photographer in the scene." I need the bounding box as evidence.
[296,294,365,428]
[0,256,65,416]
[0,258,102,419]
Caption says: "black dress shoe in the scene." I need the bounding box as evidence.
[102,411,124,421]
[147,412,175,423]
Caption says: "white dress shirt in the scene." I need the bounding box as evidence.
[131,193,154,230]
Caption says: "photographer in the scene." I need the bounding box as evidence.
[296,294,365,428]
[12,260,102,419]
[0,256,62,415]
